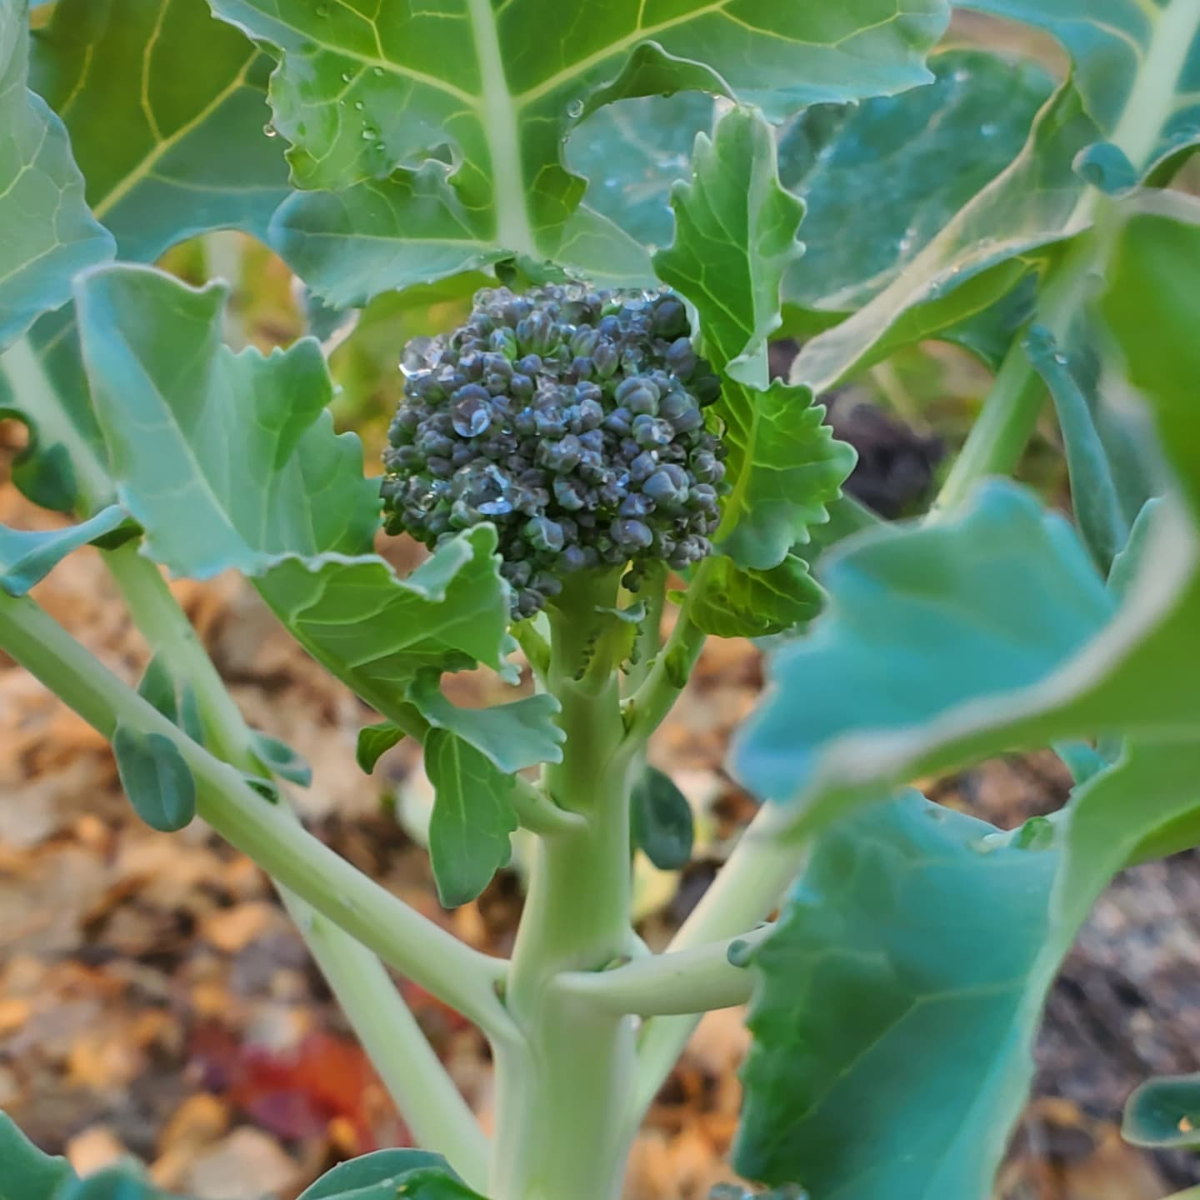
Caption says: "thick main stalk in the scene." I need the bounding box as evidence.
[492,574,639,1200]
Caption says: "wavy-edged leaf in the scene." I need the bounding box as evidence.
[690,554,823,640]
[407,671,564,773]
[655,106,855,572]
[0,2,113,352]
[1124,1073,1200,1150]
[963,0,1200,180]
[424,728,517,907]
[733,478,1200,828]
[737,744,1200,1196]
[0,1111,77,1200]
[737,791,1058,1194]
[74,264,378,579]
[791,0,1200,391]
[0,503,131,597]
[220,0,949,298]
[113,724,198,832]
[300,1149,484,1200]
[255,531,515,722]
[777,49,1054,317]
[30,0,290,262]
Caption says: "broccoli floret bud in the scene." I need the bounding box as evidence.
[382,284,726,617]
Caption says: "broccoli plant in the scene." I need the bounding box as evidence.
[3,0,1200,1198]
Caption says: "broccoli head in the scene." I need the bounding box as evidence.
[381,284,726,618]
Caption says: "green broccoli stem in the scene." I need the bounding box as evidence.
[102,545,492,1185]
[492,570,641,1200]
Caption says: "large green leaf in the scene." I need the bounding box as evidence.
[222,0,950,299]
[654,104,854,649]
[0,3,113,352]
[790,0,1200,391]
[732,477,1200,832]
[735,210,1200,832]
[737,741,1200,1196]
[71,263,560,769]
[737,791,1059,1193]
[0,0,291,513]
[74,265,377,578]
[566,91,713,253]
[963,0,1200,177]
[0,1112,77,1200]
[424,728,518,907]
[30,0,290,262]
[777,48,1054,317]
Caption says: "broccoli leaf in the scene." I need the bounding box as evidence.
[113,724,198,832]
[791,0,1200,391]
[30,0,290,263]
[74,265,377,578]
[424,728,518,908]
[655,105,855,605]
[1124,1073,1200,1150]
[0,1112,77,1200]
[1023,322,1145,575]
[737,792,1059,1194]
[566,92,714,252]
[0,1,113,352]
[734,210,1200,838]
[407,672,564,774]
[0,311,114,515]
[630,764,694,871]
[690,553,823,640]
[737,747,1200,1196]
[300,1150,485,1200]
[0,504,132,597]
[251,731,313,787]
[356,722,405,775]
[777,49,1053,319]
[0,0,291,514]
[218,0,950,300]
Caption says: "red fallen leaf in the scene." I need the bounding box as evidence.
[189,1023,410,1153]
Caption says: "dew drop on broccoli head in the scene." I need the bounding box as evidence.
[400,337,436,378]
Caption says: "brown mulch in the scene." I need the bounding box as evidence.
[2,462,1197,1199]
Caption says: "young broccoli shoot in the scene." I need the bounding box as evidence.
[381,284,726,618]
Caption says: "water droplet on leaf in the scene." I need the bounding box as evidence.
[372,66,385,77]
[263,122,277,138]
[567,98,584,119]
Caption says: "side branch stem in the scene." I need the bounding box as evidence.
[0,590,517,1045]
[556,925,771,1016]
[103,547,492,1182]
